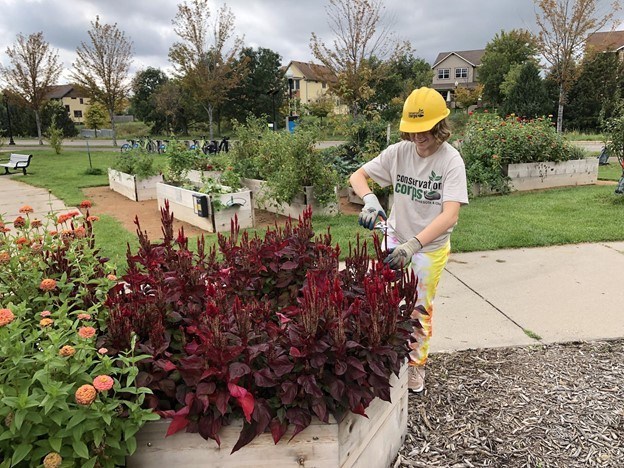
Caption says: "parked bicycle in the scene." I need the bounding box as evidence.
[120,136,164,153]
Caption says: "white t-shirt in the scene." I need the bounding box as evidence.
[362,140,469,252]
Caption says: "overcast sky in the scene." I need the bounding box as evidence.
[0,0,622,82]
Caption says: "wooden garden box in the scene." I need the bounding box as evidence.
[108,168,163,201]
[504,158,598,191]
[127,365,407,468]
[156,182,254,233]
[241,178,339,218]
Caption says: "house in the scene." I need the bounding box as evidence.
[45,84,91,123]
[283,60,345,115]
[585,30,624,59]
[430,49,485,106]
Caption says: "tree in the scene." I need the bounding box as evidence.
[0,32,62,145]
[478,29,539,107]
[85,102,108,137]
[534,0,621,132]
[226,47,285,127]
[71,16,133,146]
[130,67,169,130]
[310,0,405,116]
[455,84,485,110]
[307,94,335,125]
[169,0,245,139]
[41,100,78,137]
[500,61,551,118]
[153,80,189,134]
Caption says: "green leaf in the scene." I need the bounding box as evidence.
[14,409,26,430]
[49,437,62,452]
[82,458,98,468]
[11,443,31,466]
[73,439,90,459]
[66,412,87,430]
[126,436,137,455]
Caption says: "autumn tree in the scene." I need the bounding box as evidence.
[169,0,245,139]
[310,0,405,117]
[534,0,621,132]
[455,84,485,110]
[0,32,62,145]
[71,16,133,146]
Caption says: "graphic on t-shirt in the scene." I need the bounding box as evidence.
[394,170,442,203]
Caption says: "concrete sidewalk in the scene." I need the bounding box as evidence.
[2,174,623,353]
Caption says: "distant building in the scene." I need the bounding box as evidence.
[283,60,346,115]
[45,85,91,123]
[431,49,485,106]
[585,30,624,59]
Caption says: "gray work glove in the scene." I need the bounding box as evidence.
[358,193,387,230]
[384,237,423,270]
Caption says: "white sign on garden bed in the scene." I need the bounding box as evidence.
[108,168,163,201]
[241,178,339,218]
[505,158,598,192]
[127,365,407,468]
[156,182,254,233]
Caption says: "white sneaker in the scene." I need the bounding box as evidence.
[408,366,425,393]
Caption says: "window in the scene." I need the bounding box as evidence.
[455,68,468,79]
[438,68,450,79]
[294,79,300,90]
[322,82,326,89]
[79,98,84,104]
[74,110,83,118]
[64,105,70,113]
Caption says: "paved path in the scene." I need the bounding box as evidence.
[1,173,622,353]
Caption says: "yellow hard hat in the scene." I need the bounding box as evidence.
[399,87,450,133]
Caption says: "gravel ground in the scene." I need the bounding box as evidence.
[395,340,624,468]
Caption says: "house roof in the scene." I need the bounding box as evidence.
[45,84,88,100]
[432,49,485,68]
[585,30,624,53]
[286,61,337,83]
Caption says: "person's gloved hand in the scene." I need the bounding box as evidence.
[358,193,387,230]
[384,237,423,270]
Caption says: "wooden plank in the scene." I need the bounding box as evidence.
[109,169,139,201]
[128,365,408,468]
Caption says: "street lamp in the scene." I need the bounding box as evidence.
[3,91,15,145]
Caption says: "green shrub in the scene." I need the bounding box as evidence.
[461,113,582,194]
[110,149,160,180]
[46,117,64,155]
[115,121,151,138]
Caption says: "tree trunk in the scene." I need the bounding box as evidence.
[109,109,117,146]
[35,110,43,145]
[556,85,565,133]
[207,103,214,141]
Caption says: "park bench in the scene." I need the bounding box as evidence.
[0,153,32,175]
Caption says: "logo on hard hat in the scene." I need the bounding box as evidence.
[408,109,424,118]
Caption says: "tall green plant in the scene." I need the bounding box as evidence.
[46,117,64,155]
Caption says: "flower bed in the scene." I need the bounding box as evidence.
[99,206,419,458]
[156,182,254,233]
[108,168,163,201]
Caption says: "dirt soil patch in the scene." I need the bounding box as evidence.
[83,186,361,240]
[396,340,624,468]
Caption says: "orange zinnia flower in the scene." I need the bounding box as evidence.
[40,278,57,291]
[43,452,63,468]
[74,226,86,239]
[75,384,97,405]
[13,216,25,228]
[40,318,54,327]
[78,326,96,339]
[0,251,10,264]
[19,205,34,214]
[31,219,42,228]
[0,308,15,327]
[107,274,117,281]
[93,375,114,392]
[87,215,100,222]
[59,345,76,357]
[80,200,92,208]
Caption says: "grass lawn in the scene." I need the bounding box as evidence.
[11,150,624,271]
[598,163,623,181]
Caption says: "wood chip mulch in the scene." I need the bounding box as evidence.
[394,340,624,468]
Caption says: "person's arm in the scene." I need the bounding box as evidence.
[413,201,461,246]
[349,167,374,198]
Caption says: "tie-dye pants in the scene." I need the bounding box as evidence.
[385,234,451,366]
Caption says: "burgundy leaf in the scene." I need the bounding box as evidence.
[270,418,288,444]
[228,383,255,423]
[270,355,294,377]
[280,381,298,405]
[254,368,278,387]
[229,362,252,380]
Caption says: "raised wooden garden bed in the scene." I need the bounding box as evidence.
[505,158,598,191]
[127,365,407,468]
[186,169,223,185]
[156,182,254,233]
[108,168,163,201]
[242,178,339,217]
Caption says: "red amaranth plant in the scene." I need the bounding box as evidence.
[102,204,419,452]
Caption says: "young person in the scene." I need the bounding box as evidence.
[349,87,469,393]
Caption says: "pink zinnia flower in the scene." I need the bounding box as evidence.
[41,310,51,317]
[97,347,108,354]
[77,313,91,320]
[78,326,96,339]
[93,375,114,392]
